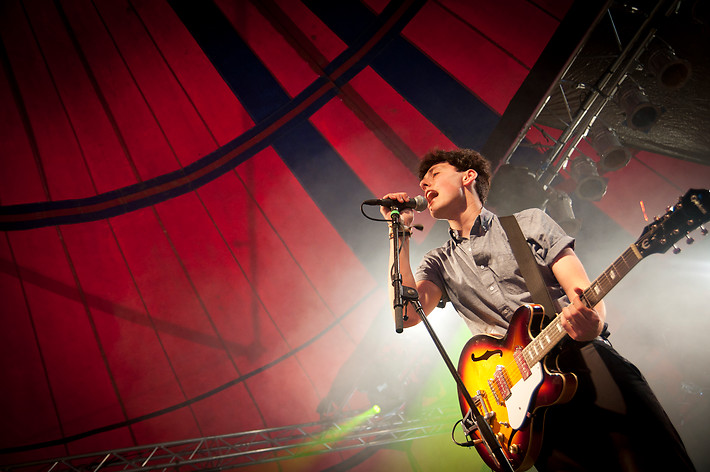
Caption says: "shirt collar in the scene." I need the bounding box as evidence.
[449,207,494,243]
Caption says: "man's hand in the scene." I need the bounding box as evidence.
[379,192,416,226]
[560,288,603,341]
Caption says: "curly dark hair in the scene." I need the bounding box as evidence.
[418,148,492,203]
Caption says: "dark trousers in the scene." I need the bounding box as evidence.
[534,340,696,472]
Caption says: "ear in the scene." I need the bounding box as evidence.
[462,169,477,187]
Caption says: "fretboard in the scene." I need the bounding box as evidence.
[522,243,643,365]
[580,244,643,308]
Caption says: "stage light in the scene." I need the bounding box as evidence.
[545,189,581,235]
[588,125,631,173]
[646,44,691,90]
[569,155,607,201]
[617,80,661,131]
[296,405,384,458]
[487,164,548,215]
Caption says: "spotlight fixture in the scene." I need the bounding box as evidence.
[588,125,631,173]
[617,80,661,131]
[569,155,607,201]
[646,44,692,90]
[545,188,581,236]
[487,164,548,215]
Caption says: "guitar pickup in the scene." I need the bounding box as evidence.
[493,365,512,400]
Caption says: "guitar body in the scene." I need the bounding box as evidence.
[457,304,577,472]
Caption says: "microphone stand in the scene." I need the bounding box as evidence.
[388,212,513,472]
[389,209,406,333]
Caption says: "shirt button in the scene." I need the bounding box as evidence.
[489,285,495,291]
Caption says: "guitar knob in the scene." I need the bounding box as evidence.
[509,444,521,454]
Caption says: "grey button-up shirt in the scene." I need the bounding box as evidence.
[415,207,574,337]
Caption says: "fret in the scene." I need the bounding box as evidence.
[619,249,637,271]
[608,267,617,281]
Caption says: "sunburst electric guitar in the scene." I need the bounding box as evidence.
[456,188,709,472]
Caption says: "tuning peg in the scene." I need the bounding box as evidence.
[685,234,695,245]
[672,244,681,254]
[701,225,708,236]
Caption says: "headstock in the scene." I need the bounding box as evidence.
[635,189,709,258]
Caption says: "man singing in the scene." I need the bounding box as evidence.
[380,148,695,471]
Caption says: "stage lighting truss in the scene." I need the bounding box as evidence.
[3,406,460,472]
[494,0,687,230]
[535,2,669,189]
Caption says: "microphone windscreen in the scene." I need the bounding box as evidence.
[413,195,428,212]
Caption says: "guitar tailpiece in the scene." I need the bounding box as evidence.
[462,408,478,435]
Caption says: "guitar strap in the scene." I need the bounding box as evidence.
[499,215,556,320]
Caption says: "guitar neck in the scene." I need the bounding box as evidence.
[523,243,643,365]
[580,244,643,308]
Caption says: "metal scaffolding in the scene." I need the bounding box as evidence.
[2,406,463,472]
[501,0,683,185]
[485,0,686,224]
[530,0,682,188]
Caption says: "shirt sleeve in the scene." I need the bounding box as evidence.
[415,249,450,304]
[515,208,575,266]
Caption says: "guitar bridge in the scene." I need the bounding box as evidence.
[487,378,502,405]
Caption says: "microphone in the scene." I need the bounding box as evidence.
[363,195,427,212]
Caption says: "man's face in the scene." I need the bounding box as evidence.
[419,162,470,219]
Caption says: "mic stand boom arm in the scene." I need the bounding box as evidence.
[401,287,514,472]
[387,211,512,472]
